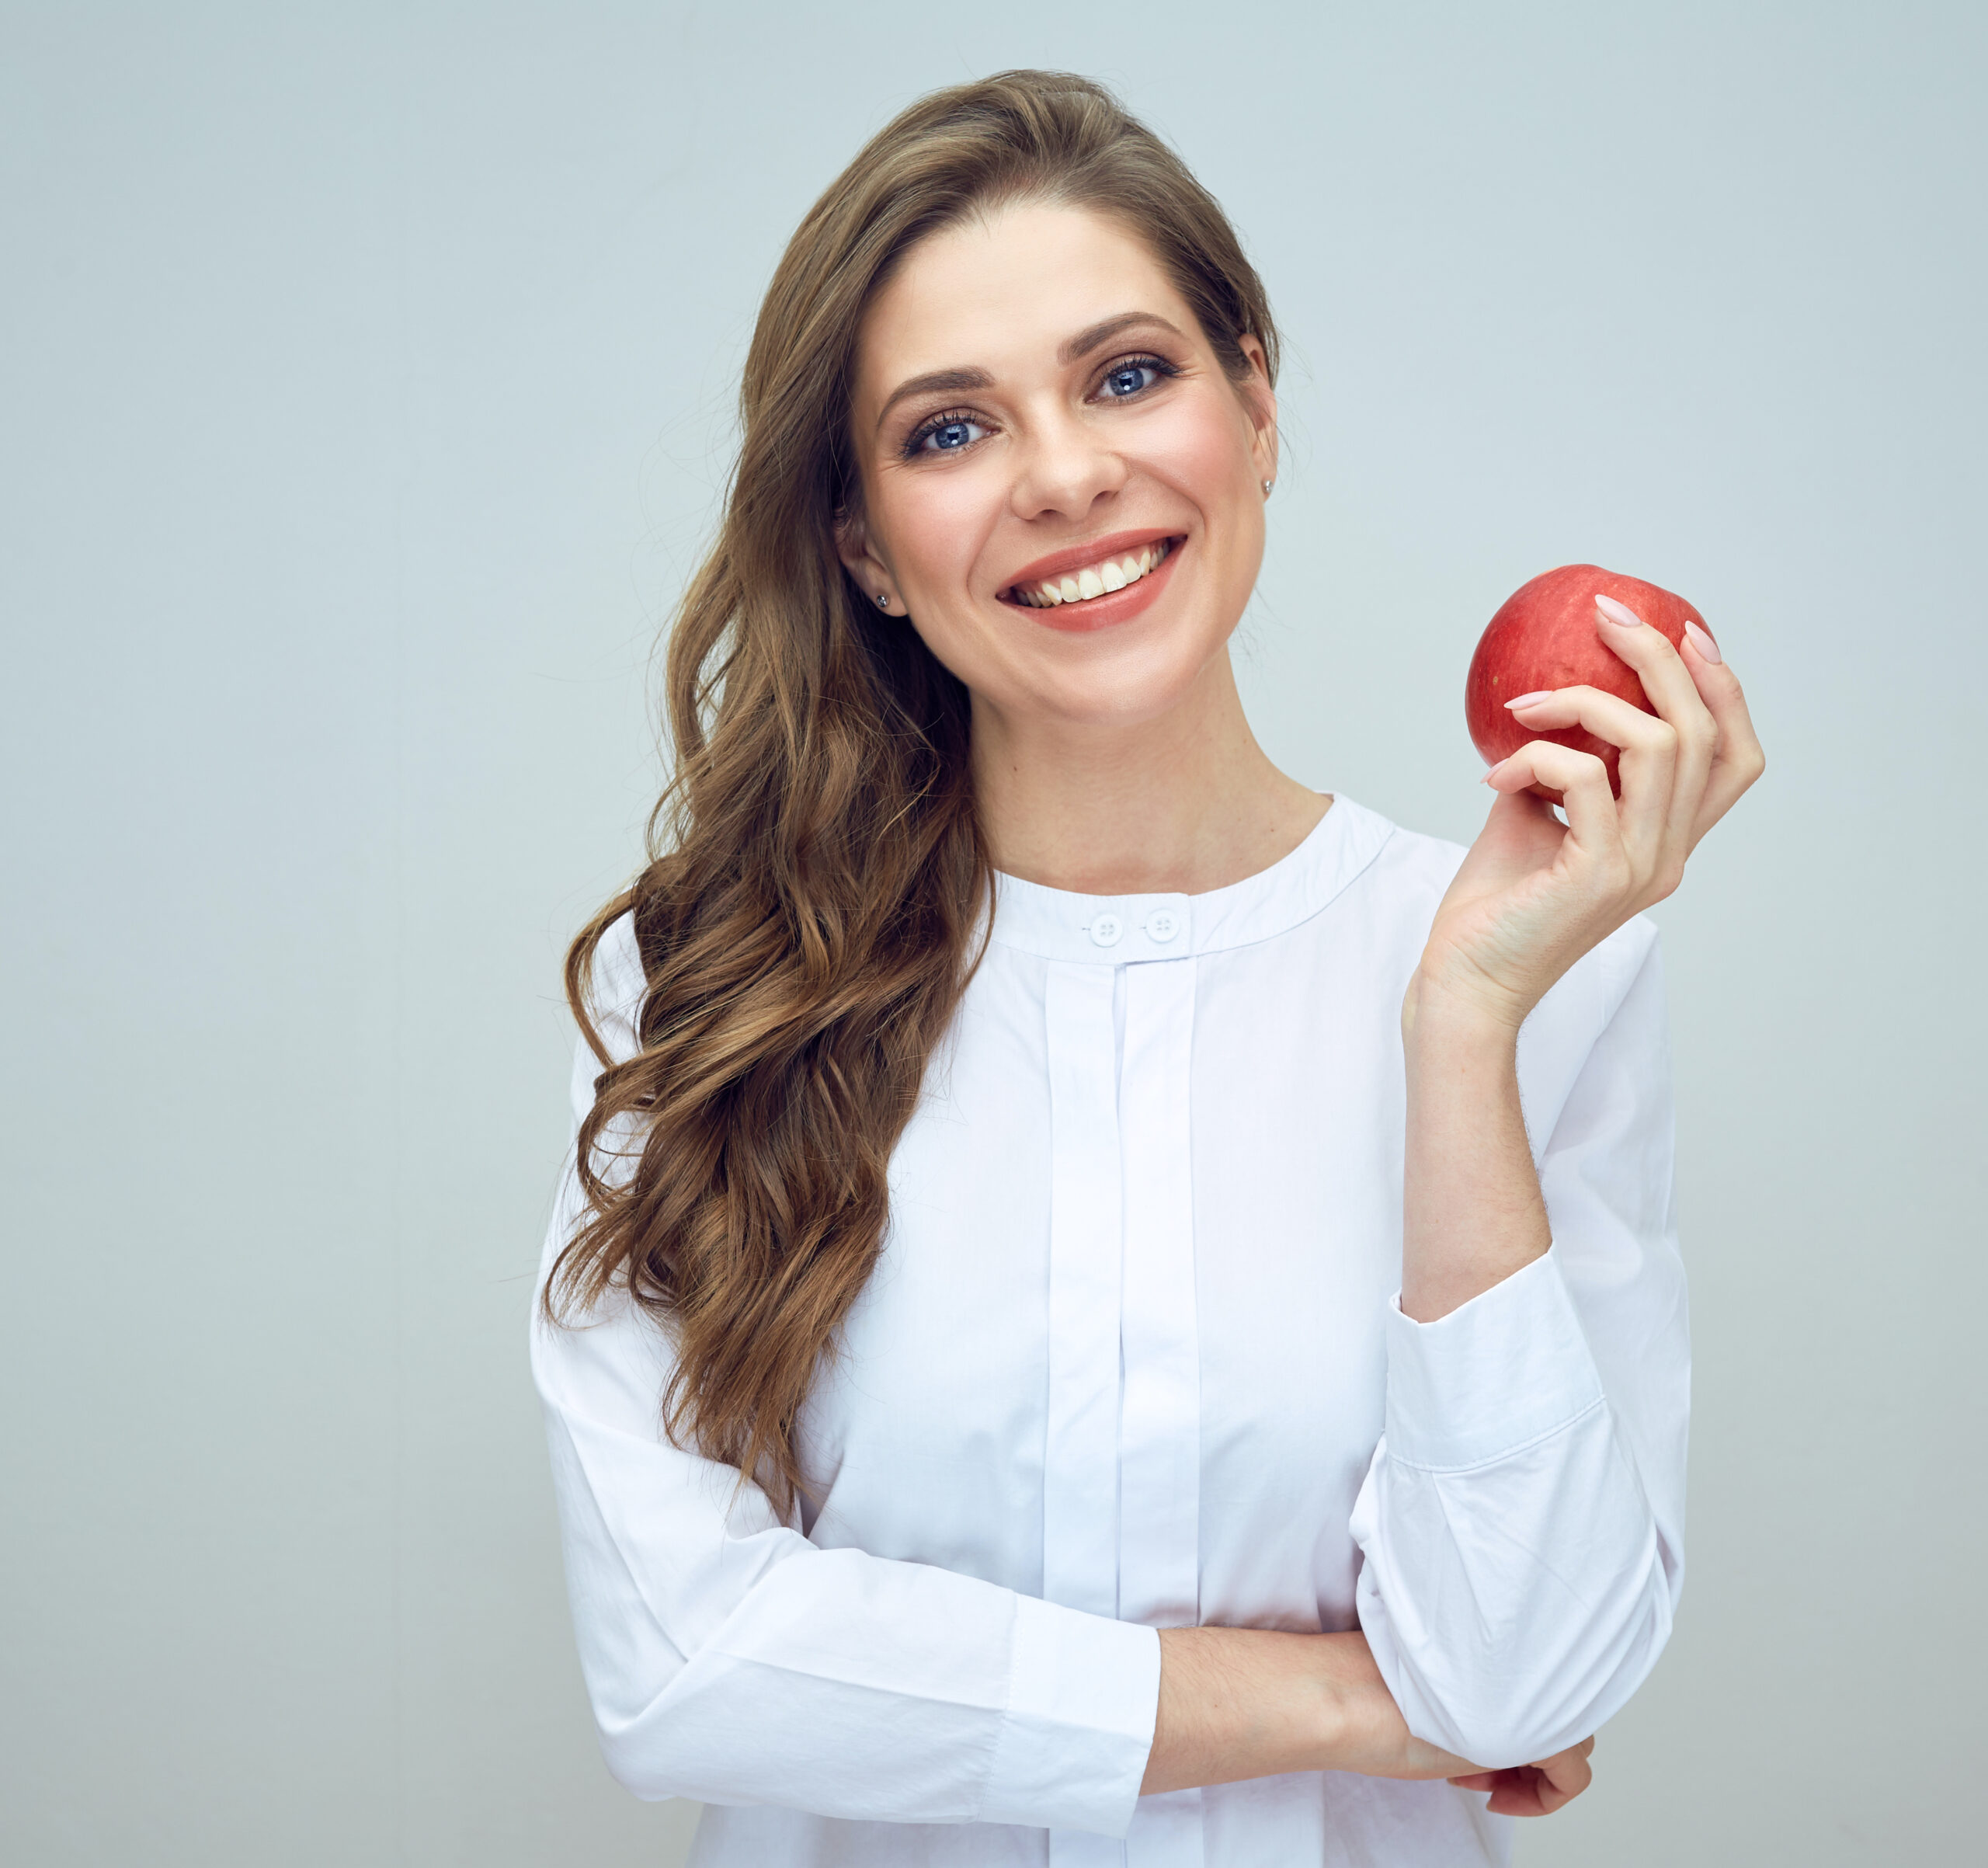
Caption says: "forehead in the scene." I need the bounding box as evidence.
[853,201,1196,401]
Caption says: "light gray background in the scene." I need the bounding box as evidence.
[3,4,1982,1863]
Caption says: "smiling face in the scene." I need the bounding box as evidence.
[839,200,1277,736]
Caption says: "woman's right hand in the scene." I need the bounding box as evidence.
[1448,1738,1597,1816]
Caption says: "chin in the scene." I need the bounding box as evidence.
[1010,618,1233,730]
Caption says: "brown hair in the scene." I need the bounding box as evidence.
[547,70,1280,1511]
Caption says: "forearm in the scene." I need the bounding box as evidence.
[1139,1627,1469,1796]
[1399,976,1549,1323]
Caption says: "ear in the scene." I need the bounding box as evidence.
[1236,333,1278,487]
[834,502,898,614]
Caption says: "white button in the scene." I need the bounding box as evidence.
[1088,913,1124,948]
[1145,910,1181,942]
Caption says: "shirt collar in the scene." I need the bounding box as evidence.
[986,795,1395,964]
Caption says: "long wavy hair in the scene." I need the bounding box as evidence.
[546,70,1280,1512]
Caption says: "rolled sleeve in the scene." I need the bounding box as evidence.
[1382,1247,1605,1472]
[1350,930,1686,1769]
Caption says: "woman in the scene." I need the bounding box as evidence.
[531,70,1762,1867]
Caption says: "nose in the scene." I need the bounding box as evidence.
[1006,402,1127,524]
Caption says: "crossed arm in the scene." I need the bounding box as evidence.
[1141,600,1764,1818]
[1138,1001,1597,1817]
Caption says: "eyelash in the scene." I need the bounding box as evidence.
[899,352,1183,460]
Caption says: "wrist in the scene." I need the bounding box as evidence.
[1402,968,1526,1058]
[1304,1636,1371,1769]
[1305,1633,1464,1779]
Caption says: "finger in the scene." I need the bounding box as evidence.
[1468,1740,1599,1816]
[1533,1744,1595,1812]
[1677,622,1767,839]
[1594,597,1720,857]
[1482,1766,1549,1816]
[1485,742,1628,889]
[1502,683,1677,856]
[1479,783,1579,865]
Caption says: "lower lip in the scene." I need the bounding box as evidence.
[1006,538,1185,634]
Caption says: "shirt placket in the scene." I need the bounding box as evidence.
[1041,962,1123,1628]
[1041,941,1203,1868]
[1117,955,1203,1868]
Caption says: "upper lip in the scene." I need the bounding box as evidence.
[998,527,1183,598]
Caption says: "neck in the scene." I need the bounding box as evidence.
[968,649,1329,896]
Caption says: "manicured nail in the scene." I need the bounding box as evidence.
[1594,593,1644,628]
[1504,690,1553,709]
[1684,618,1722,664]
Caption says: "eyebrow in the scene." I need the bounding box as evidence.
[871,312,1187,433]
[1058,311,1184,364]
[874,367,994,433]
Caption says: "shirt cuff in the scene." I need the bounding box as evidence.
[978,1593,1161,1835]
[1383,1247,1606,1472]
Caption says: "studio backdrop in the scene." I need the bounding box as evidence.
[2,4,1981,1864]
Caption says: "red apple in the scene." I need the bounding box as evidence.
[1465,564,1712,800]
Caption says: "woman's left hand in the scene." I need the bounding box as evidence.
[1409,597,1766,1035]
[1448,1737,1597,1817]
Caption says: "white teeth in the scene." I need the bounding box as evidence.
[1017,538,1173,607]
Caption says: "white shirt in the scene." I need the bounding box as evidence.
[531,795,1687,1868]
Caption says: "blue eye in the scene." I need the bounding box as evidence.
[915,416,985,454]
[1102,362,1156,398]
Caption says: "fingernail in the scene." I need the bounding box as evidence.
[1684,617,1722,664]
[1504,690,1553,708]
[1594,593,1644,628]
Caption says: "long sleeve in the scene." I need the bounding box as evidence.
[529,917,1162,1833]
[1349,921,1687,1769]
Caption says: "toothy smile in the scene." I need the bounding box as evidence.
[1006,537,1178,608]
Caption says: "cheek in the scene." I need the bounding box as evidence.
[1140,391,1256,513]
[877,462,1001,594]
[874,466,1011,692]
